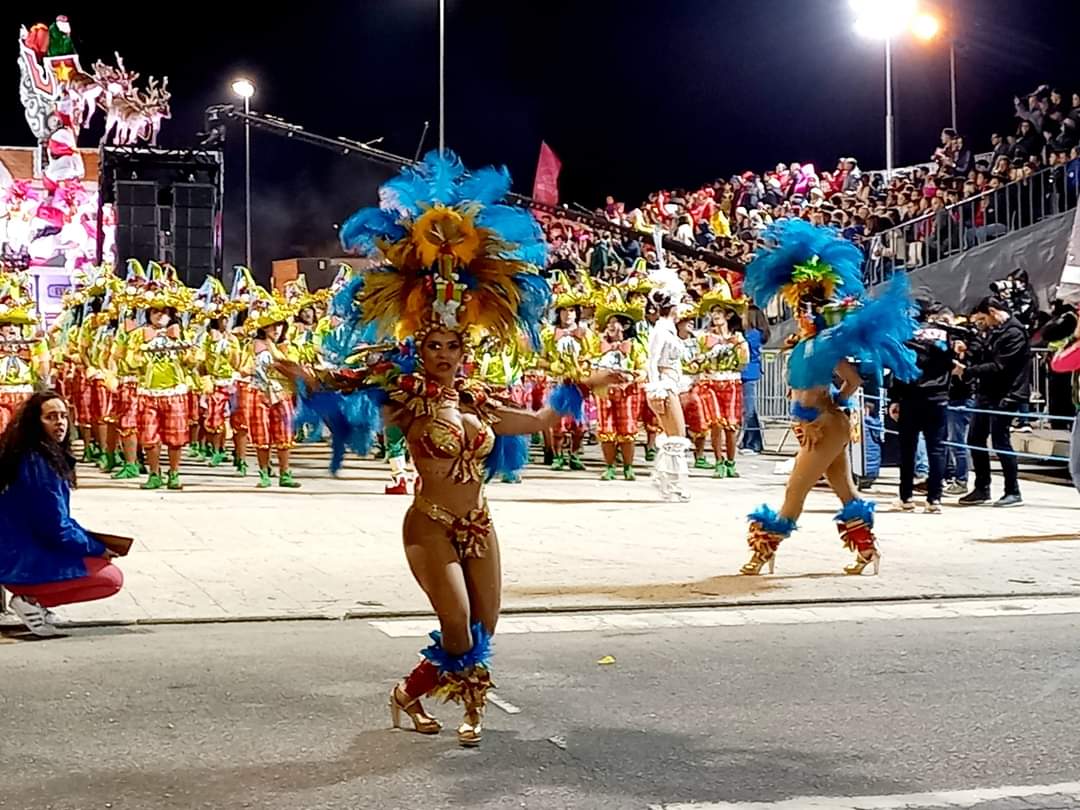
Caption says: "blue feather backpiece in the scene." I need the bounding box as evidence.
[787,274,919,389]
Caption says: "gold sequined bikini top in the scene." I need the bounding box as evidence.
[417,417,496,484]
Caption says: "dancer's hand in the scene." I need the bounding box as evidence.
[584,369,632,389]
[273,359,316,389]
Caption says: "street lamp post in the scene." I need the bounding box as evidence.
[438,0,445,154]
[231,78,256,271]
[853,0,951,179]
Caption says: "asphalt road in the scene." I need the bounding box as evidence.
[2,610,1079,810]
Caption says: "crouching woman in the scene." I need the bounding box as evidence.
[0,391,124,637]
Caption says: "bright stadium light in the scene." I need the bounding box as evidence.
[231,78,255,99]
[851,0,918,39]
[910,12,941,41]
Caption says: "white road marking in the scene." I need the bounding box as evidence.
[368,596,1080,638]
[650,781,1080,809]
[488,692,521,715]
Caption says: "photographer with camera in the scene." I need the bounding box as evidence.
[954,296,1032,507]
[888,300,954,513]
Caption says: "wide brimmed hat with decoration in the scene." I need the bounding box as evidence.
[246,282,295,334]
[337,150,549,349]
[282,275,330,312]
[125,261,191,312]
[193,275,234,320]
[593,283,645,329]
[548,270,591,312]
[0,272,37,325]
[698,278,749,316]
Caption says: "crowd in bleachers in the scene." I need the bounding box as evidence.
[538,84,1080,306]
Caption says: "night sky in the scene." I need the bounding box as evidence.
[3,0,1079,281]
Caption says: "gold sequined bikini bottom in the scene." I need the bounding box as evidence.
[413,496,493,560]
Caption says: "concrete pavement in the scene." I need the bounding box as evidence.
[6,443,1080,625]
[2,612,1080,809]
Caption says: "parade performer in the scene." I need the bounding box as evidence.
[124,266,193,491]
[698,285,750,479]
[72,268,114,461]
[477,334,529,482]
[228,267,258,477]
[85,289,120,473]
[592,286,646,481]
[106,261,148,480]
[538,279,595,471]
[1048,309,1080,493]
[645,273,693,502]
[193,277,238,468]
[247,288,302,489]
[0,274,47,433]
[279,152,625,746]
[675,304,715,471]
[739,220,918,576]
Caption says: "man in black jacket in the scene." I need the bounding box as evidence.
[954,296,1032,507]
[889,301,954,512]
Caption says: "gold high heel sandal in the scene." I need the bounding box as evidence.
[457,705,484,747]
[389,685,442,734]
[740,550,776,576]
[843,549,881,576]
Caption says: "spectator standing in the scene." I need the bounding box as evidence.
[738,307,769,455]
[955,296,1032,507]
[889,302,954,513]
[0,392,126,637]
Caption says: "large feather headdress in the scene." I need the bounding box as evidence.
[338,150,550,349]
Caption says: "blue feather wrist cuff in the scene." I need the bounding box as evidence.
[421,622,493,673]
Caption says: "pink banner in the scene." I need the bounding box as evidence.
[532,141,562,206]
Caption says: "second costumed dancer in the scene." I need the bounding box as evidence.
[739,220,919,576]
[279,152,626,746]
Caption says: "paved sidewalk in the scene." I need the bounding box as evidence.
[6,444,1079,624]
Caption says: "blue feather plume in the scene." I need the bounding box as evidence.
[339,208,404,255]
[420,150,465,205]
[484,434,529,481]
[548,382,585,422]
[514,273,551,350]
[422,622,493,673]
[456,165,511,206]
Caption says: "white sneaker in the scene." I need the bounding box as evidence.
[739,448,760,456]
[8,596,59,638]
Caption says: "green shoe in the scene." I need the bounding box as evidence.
[551,453,568,471]
[600,465,617,481]
[726,459,740,479]
[236,460,249,477]
[167,471,183,491]
[257,468,272,488]
[568,453,586,471]
[530,433,541,446]
[187,443,202,460]
[645,447,657,463]
[81,443,100,464]
[694,456,712,470]
[140,472,163,490]
[278,470,301,489]
[713,460,728,479]
[208,450,229,467]
[112,462,141,480]
[98,450,117,473]
[501,472,522,484]
[623,465,636,481]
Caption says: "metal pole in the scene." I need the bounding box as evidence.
[438,0,445,154]
[244,95,252,270]
[949,41,958,132]
[885,37,894,179]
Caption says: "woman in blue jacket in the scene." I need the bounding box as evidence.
[0,391,124,637]
[738,307,770,454]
